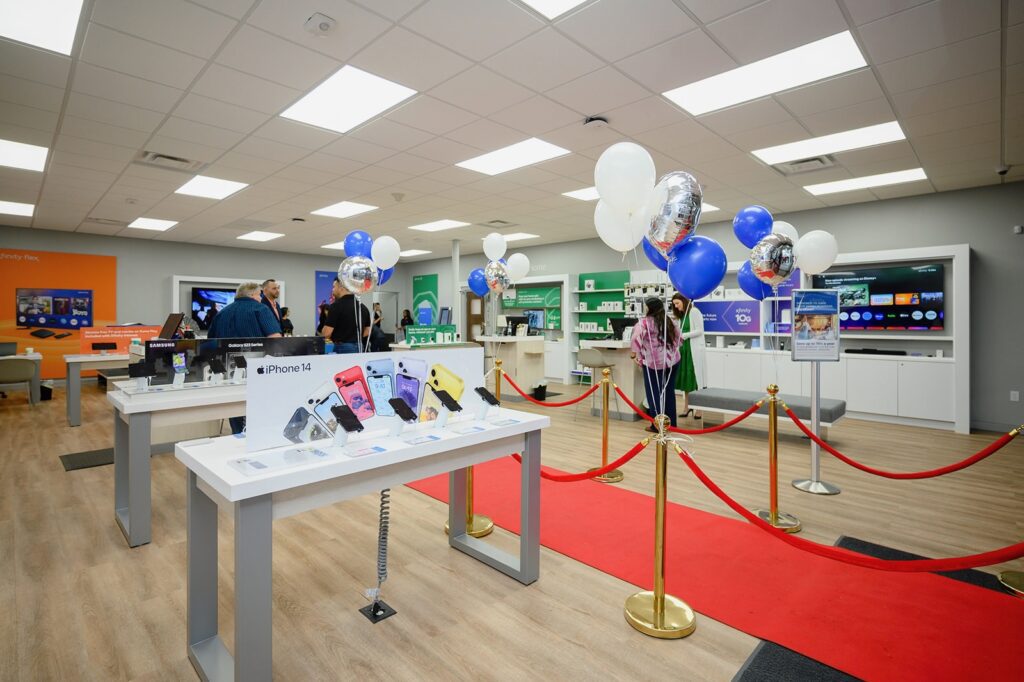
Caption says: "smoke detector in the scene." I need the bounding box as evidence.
[304,12,336,36]
[583,116,608,128]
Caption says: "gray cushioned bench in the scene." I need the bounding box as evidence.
[688,388,846,434]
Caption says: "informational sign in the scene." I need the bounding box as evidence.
[791,289,840,362]
[694,300,760,334]
[502,286,560,308]
[404,324,457,345]
[412,274,438,324]
[79,326,160,354]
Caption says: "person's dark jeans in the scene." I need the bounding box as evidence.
[334,342,360,354]
[229,416,246,435]
[641,362,679,427]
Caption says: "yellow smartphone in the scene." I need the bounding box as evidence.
[419,363,465,421]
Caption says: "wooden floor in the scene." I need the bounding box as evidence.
[1,381,1021,681]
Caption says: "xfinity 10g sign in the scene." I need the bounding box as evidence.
[694,300,760,334]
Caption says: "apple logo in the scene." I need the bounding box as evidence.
[256,366,265,375]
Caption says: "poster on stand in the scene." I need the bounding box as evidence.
[791,289,840,362]
[245,346,485,452]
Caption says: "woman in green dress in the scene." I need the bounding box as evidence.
[671,293,706,419]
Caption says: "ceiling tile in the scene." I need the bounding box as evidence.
[294,152,365,176]
[0,74,66,113]
[349,0,424,21]
[901,98,1000,138]
[59,115,150,148]
[374,152,445,176]
[0,40,71,87]
[233,136,310,163]
[349,26,472,92]
[775,69,883,116]
[90,0,238,58]
[857,0,1000,65]
[678,0,763,23]
[409,137,487,164]
[699,98,794,136]
[798,97,896,135]
[428,66,534,117]
[215,25,341,91]
[146,136,226,163]
[155,117,246,149]
[188,0,257,19]
[49,149,130,174]
[66,92,165,132]
[489,95,580,136]
[616,29,736,94]
[444,118,524,150]
[253,117,339,150]
[72,62,183,112]
[545,67,649,116]
[402,0,543,61]
[191,64,302,114]
[246,0,391,62]
[349,118,435,151]
[874,31,1000,93]
[841,0,930,25]
[484,28,603,92]
[172,93,269,134]
[728,118,810,151]
[55,134,138,162]
[555,0,696,63]
[0,100,60,135]
[632,117,717,150]
[705,0,847,63]
[890,69,1000,117]
[320,136,398,163]
[79,23,206,90]
[386,96,479,135]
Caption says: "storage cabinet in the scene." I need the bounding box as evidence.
[844,357,899,415]
[897,361,954,421]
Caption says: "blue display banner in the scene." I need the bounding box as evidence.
[791,289,840,361]
[775,268,802,296]
[694,300,760,334]
[315,270,335,324]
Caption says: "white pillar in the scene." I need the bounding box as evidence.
[451,239,461,336]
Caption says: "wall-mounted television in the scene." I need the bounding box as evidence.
[16,288,93,329]
[811,263,944,331]
[190,287,235,330]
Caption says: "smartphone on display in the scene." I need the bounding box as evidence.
[234,355,248,369]
[365,359,395,417]
[172,352,187,373]
[128,361,156,378]
[430,387,462,413]
[312,391,345,434]
[475,386,500,406]
[419,363,464,422]
[207,357,226,374]
[282,407,330,443]
[396,357,428,414]
[330,404,364,433]
[388,397,419,423]
[334,367,375,421]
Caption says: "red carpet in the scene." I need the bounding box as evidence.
[408,457,1024,682]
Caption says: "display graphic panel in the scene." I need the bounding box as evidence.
[315,270,335,324]
[246,347,484,452]
[694,300,760,334]
[412,273,438,325]
[811,263,944,331]
[16,288,93,329]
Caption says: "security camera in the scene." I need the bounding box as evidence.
[995,164,1010,176]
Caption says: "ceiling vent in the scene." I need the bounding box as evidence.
[133,150,207,174]
[478,219,519,230]
[83,217,127,226]
[772,155,835,175]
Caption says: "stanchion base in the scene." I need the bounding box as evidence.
[998,571,1024,597]
[755,509,802,533]
[589,467,624,483]
[792,478,841,495]
[444,514,494,538]
[624,591,696,639]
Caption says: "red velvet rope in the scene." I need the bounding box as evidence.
[502,372,601,407]
[613,384,764,435]
[511,438,649,482]
[675,447,1024,572]
[784,406,1017,479]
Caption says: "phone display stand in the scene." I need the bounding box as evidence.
[232,367,245,382]
[172,373,186,387]
[434,405,451,430]
[333,429,350,448]
[388,417,406,438]
[203,367,224,385]
[475,401,492,422]
[133,377,149,391]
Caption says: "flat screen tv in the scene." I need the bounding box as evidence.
[16,288,93,330]
[811,263,944,331]
[190,287,235,331]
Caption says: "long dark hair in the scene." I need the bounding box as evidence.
[645,298,677,346]
[671,293,691,320]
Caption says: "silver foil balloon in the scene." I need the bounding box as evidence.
[648,171,703,256]
[484,260,511,294]
[749,233,795,286]
[338,255,378,295]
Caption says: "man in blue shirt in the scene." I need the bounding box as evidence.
[260,278,283,327]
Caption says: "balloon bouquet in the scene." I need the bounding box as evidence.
[336,230,402,350]
[467,232,532,334]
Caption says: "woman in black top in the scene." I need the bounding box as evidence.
[399,309,413,341]
[279,307,294,336]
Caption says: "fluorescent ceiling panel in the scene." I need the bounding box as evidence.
[562,187,600,201]
[237,231,284,242]
[0,139,48,172]
[321,241,347,250]
[281,65,417,134]
[0,200,34,216]
[400,249,432,257]
[0,0,84,55]
[311,200,379,219]
[502,232,540,242]
[663,31,867,116]
[175,175,248,199]
[518,0,588,19]
[127,217,177,231]
[408,219,471,232]
[702,202,720,212]
[457,138,570,176]
[803,168,927,196]
[752,122,905,165]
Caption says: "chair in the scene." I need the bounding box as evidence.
[0,358,37,405]
[574,348,619,421]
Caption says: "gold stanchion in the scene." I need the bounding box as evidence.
[754,385,801,533]
[444,360,498,538]
[624,415,696,639]
[999,571,1024,597]
[589,368,623,483]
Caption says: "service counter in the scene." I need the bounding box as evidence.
[579,339,643,421]
[477,335,545,400]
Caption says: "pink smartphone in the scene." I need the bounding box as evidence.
[334,366,374,421]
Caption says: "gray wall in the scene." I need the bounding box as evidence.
[398,182,1024,432]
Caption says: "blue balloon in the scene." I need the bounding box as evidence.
[641,237,668,271]
[733,205,773,249]
[667,236,728,301]
[344,230,373,257]
[737,261,772,301]
[377,266,394,285]
[468,268,489,297]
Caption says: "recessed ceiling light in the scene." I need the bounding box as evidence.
[400,249,432,257]
[281,65,417,134]
[0,200,34,217]
[127,217,177,231]
[311,200,379,219]
[237,231,284,242]
[0,139,48,172]
[457,138,570,176]
[518,0,588,19]
[562,187,600,201]
[501,232,540,242]
[752,122,906,165]
[0,0,84,55]
[803,168,927,196]
[321,241,347,250]
[702,202,720,212]
[663,31,867,116]
[175,175,248,200]
[408,219,471,232]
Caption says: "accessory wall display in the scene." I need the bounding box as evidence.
[245,347,485,452]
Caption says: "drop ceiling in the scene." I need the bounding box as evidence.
[0,0,1021,260]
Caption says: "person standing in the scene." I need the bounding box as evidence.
[630,298,682,432]
[260,279,283,330]
[670,293,706,419]
[279,307,294,336]
[321,277,371,354]
[398,309,413,341]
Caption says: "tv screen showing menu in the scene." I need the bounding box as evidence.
[811,263,944,331]
[16,288,93,329]
[190,287,235,330]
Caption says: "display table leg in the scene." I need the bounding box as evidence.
[187,470,232,681]
[114,411,152,547]
[67,362,82,426]
[234,494,273,682]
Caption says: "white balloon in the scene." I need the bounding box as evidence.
[793,230,839,275]
[594,200,635,253]
[772,220,799,243]
[370,235,401,270]
[482,232,507,261]
[594,142,656,216]
[506,253,531,282]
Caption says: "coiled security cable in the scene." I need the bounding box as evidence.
[365,488,391,603]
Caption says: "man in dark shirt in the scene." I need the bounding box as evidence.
[260,278,283,326]
[321,277,370,354]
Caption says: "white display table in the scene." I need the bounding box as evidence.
[579,339,643,420]
[177,407,548,682]
[1,352,42,404]
[477,335,545,398]
[65,353,131,426]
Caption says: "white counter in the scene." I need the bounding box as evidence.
[477,335,546,398]
[577,340,642,420]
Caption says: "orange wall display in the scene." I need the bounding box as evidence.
[1,248,117,379]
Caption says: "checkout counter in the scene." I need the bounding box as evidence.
[477,335,545,400]
[579,338,644,421]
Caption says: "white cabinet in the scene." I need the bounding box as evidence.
[759,354,802,397]
[845,357,898,415]
[722,351,763,392]
[544,341,567,381]
[897,361,954,421]
[817,360,847,402]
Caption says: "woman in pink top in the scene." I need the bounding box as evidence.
[630,297,682,431]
